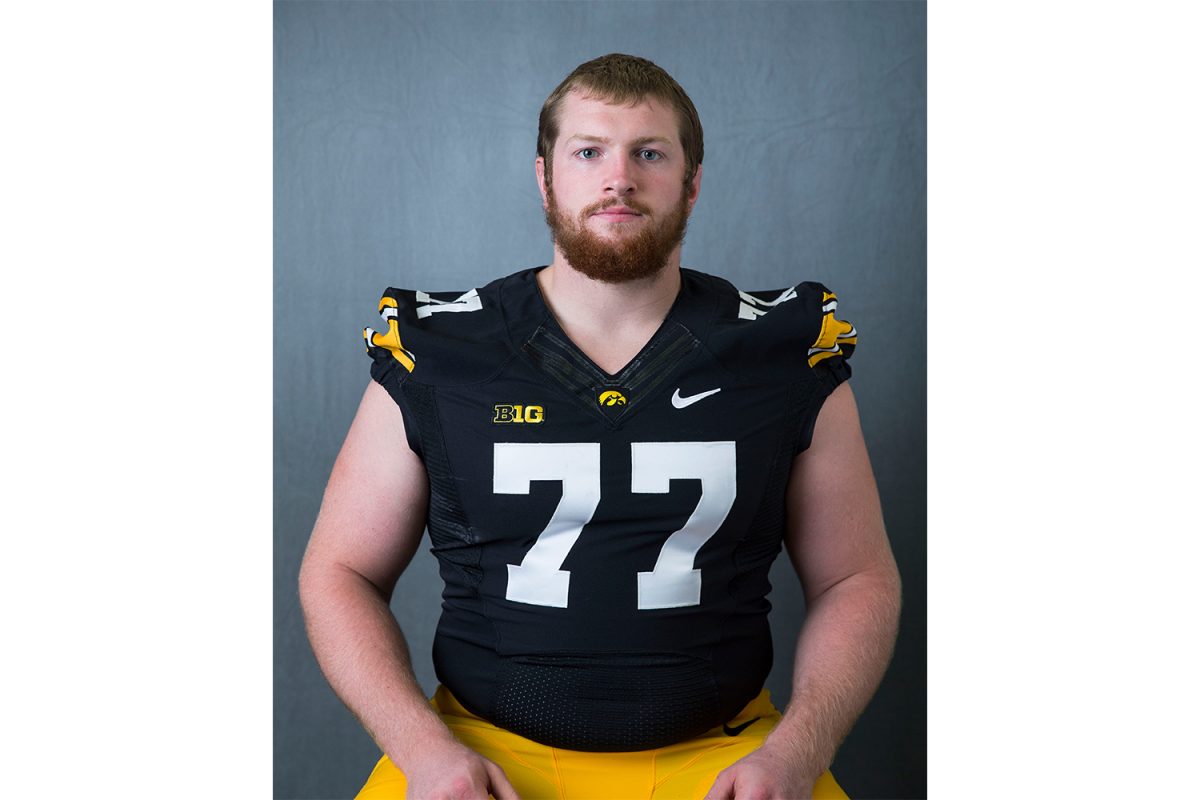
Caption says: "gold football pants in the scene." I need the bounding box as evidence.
[356,685,849,799]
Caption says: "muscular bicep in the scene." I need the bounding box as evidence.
[301,381,429,599]
[784,382,897,601]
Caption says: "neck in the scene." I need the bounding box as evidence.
[536,251,683,375]
[538,251,682,334]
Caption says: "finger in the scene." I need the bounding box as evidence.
[484,761,522,800]
[703,769,735,800]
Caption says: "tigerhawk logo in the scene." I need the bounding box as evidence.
[493,404,545,424]
[597,390,628,406]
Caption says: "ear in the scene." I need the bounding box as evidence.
[686,163,703,213]
[535,156,549,210]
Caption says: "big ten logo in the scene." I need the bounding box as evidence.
[493,404,545,424]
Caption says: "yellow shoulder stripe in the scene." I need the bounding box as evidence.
[807,292,857,368]
[364,296,415,372]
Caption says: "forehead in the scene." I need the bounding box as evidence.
[556,90,681,147]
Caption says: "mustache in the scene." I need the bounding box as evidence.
[582,198,653,217]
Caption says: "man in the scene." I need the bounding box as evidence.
[300,54,901,800]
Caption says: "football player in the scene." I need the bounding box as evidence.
[300,53,901,800]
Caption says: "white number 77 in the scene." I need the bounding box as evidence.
[494,441,737,610]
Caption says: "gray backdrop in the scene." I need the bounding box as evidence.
[274,2,925,798]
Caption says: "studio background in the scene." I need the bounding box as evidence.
[274,2,925,798]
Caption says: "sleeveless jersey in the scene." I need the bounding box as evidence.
[364,267,855,751]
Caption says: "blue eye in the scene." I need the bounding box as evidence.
[577,148,599,159]
[639,149,663,161]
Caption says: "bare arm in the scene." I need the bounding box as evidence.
[707,382,902,799]
[298,381,517,799]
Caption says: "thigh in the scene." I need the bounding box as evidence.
[651,691,849,800]
[355,688,564,800]
[355,687,849,800]
[354,754,407,800]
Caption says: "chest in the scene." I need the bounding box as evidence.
[425,348,798,585]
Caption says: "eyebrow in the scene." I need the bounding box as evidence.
[564,134,674,148]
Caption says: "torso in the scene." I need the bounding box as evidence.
[365,266,852,750]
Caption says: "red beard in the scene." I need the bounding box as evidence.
[544,187,691,284]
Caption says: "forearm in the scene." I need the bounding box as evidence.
[299,563,455,767]
[766,569,902,777]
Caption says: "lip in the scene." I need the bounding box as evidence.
[593,207,643,218]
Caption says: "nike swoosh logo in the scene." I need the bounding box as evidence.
[723,716,761,737]
[671,387,721,409]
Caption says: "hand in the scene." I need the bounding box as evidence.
[702,740,818,800]
[400,736,520,800]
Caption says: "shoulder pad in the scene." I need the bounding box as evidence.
[702,277,856,377]
[364,278,513,386]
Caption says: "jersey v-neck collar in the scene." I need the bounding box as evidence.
[498,267,718,427]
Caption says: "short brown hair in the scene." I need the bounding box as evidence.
[537,53,704,190]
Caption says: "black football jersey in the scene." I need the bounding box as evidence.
[364,267,855,751]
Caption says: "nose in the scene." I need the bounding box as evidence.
[604,152,637,196]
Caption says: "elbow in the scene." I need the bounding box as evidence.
[882,563,903,642]
[854,559,903,632]
[298,551,391,619]
[887,557,902,605]
[297,554,318,620]
[297,548,332,622]
[881,557,903,621]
